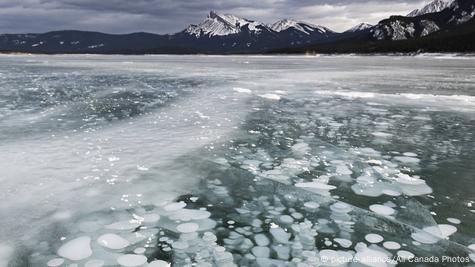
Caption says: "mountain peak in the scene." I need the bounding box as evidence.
[407,0,453,17]
[186,11,264,37]
[271,19,332,35]
[345,23,373,32]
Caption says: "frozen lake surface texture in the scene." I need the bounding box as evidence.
[0,54,474,267]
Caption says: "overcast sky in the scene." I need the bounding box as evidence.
[0,0,432,33]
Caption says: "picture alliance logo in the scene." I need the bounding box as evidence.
[320,255,473,264]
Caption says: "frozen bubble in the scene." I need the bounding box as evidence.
[270,227,291,243]
[335,164,352,176]
[168,209,210,221]
[383,241,401,250]
[393,156,420,164]
[304,201,320,209]
[291,142,310,157]
[259,94,281,100]
[356,175,375,186]
[330,202,352,213]
[334,238,352,248]
[279,215,294,224]
[57,236,92,261]
[403,152,418,157]
[147,260,171,267]
[85,260,105,267]
[291,212,303,219]
[295,181,336,195]
[273,245,290,260]
[422,224,457,239]
[411,230,439,244]
[47,258,65,267]
[365,234,384,244]
[106,220,141,231]
[396,174,432,196]
[397,250,415,260]
[117,254,147,267]
[255,234,270,246]
[176,222,199,233]
[233,87,252,94]
[369,204,395,216]
[97,234,130,250]
[195,218,217,231]
[163,201,186,211]
[396,174,424,185]
[446,218,461,224]
[252,246,270,258]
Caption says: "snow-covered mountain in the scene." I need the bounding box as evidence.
[185,11,266,37]
[270,19,332,35]
[371,0,474,41]
[344,23,373,33]
[176,12,337,50]
[183,13,334,42]
[407,0,453,17]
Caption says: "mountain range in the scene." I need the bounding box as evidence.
[0,0,473,54]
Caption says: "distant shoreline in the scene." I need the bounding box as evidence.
[1,51,474,57]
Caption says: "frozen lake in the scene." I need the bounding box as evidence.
[0,54,474,266]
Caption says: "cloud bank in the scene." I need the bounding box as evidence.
[0,0,429,33]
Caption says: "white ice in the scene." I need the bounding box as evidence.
[57,236,92,261]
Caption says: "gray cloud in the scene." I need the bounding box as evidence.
[0,0,429,33]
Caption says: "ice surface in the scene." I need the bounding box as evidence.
[0,244,13,267]
[1,55,474,266]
